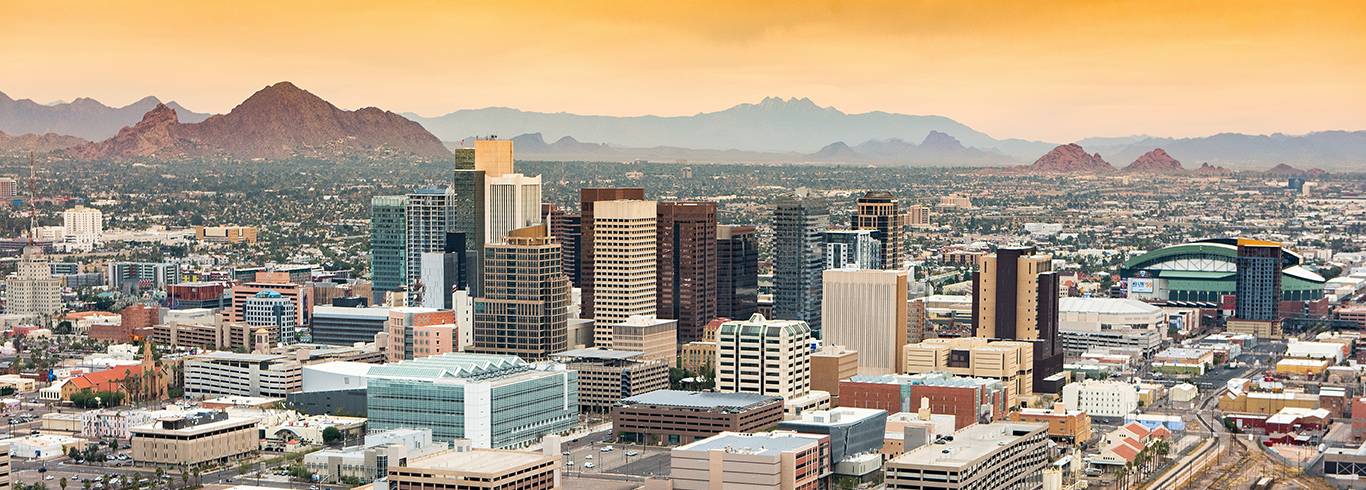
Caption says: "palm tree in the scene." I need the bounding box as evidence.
[1116,465,1129,490]
[59,477,67,490]
[180,472,188,489]
[192,469,201,486]
[155,468,164,487]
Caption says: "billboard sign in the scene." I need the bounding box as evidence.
[1128,278,1155,293]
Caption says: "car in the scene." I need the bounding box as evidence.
[45,476,54,480]
[601,446,613,452]
[565,461,574,466]
[584,463,595,468]
[585,455,593,460]
[311,486,319,490]
[626,450,638,456]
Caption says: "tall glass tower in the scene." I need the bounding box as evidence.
[773,188,829,333]
[369,195,408,303]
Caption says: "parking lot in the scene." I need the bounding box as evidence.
[559,442,672,477]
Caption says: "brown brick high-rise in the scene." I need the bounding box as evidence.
[972,246,1062,394]
[580,188,646,317]
[855,191,907,270]
[656,202,718,343]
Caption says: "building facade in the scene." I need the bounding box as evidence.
[656,201,718,343]
[130,412,259,468]
[6,247,61,320]
[716,314,815,403]
[579,187,646,320]
[774,188,829,332]
[717,225,759,320]
[822,269,910,375]
[470,225,572,360]
[405,189,456,294]
[184,353,302,398]
[548,349,667,411]
[973,246,1062,392]
[242,290,299,342]
[311,306,393,346]
[671,431,832,490]
[883,422,1049,490]
[854,190,906,269]
[590,199,658,346]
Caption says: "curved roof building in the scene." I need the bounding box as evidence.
[1121,238,1325,303]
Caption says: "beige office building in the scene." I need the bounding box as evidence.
[609,315,678,366]
[903,337,1034,406]
[6,247,61,321]
[907,205,931,228]
[131,412,259,468]
[822,269,910,375]
[717,314,829,413]
[388,447,561,490]
[811,345,859,405]
[474,139,514,177]
[591,200,658,346]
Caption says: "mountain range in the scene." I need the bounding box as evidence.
[64,82,450,161]
[0,91,210,141]
[4,85,1366,169]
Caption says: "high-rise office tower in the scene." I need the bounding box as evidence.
[716,314,814,402]
[470,225,572,360]
[485,173,542,244]
[656,202,718,343]
[370,195,408,303]
[6,246,61,320]
[405,188,456,296]
[449,139,516,297]
[773,188,830,333]
[580,188,646,318]
[823,230,881,270]
[1235,240,1283,321]
[717,225,759,320]
[542,204,582,287]
[854,191,906,269]
[591,200,657,347]
[907,205,931,228]
[972,246,1061,392]
[822,269,909,375]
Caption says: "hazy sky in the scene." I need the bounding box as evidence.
[3,1,1363,143]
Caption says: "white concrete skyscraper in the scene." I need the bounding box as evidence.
[591,200,657,347]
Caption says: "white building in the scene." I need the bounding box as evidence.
[301,361,373,392]
[591,200,657,346]
[1059,298,1167,332]
[63,205,103,237]
[6,247,61,320]
[1062,379,1139,418]
[1285,340,1348,364]
[242,290,299,342]
[304,428,448,484]
[821,268,910,375]
[716,313,830,414]
[484,173,542,245]
[3,434,84,459]
[184,352,302,398]
[1170,383,1198,403]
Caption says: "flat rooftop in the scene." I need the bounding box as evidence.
[407,449,550,474]
[677,431,824,456]
[891,423,1046,469]
[191,352,286,362]
[622,390,780,410]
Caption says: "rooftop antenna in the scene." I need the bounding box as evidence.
[28,151,36,246]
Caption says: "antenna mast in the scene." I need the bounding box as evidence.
[28,151,36,246]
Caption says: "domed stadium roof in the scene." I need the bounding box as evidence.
[255,289,284,298]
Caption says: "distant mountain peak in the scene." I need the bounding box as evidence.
[1123,148,1185,173]
[1266,163,1307,175]
[1019,143,1115,173]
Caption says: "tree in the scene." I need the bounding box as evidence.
[322,426,343,444]
[60,477,67,490]
[155,468,164,486]
[181,472,189,489]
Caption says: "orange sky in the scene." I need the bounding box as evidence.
[2,1,1364,143]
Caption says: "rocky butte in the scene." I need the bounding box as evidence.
[1122,148,1185,173]
[1003,143,1115,173]
[66,82,451,161]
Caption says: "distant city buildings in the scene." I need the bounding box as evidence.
[194,225,257,243]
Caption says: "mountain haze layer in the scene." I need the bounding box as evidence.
[0,91,210,140]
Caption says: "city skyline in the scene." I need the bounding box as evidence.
[2,1,1363,143]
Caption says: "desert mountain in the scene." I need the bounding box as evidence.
[1266,163,1308,175]
[0,91,209,141]
[1092,131,1366,171]
[852,131,1015,165]
[66,82,451,161]
[1123,148,1184,173]
[1006,144,1115,173]
[0,130,87,153]
[407,96,1056,159]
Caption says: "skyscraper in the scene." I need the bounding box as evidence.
[1235,239,1283,321]
[580,187,646,318]
[972,246,1061,392]
[542,204,582,286]
[717,225,759,320]
[369,195,408,303]
[484,173,542,248]
[656,201,718,343]
[773,188,829,333]
[822,269,909,374]
[854,191,906,270]
[470,225,571,360]
[405,188,456,298]
[590,199,657,347]
[449,139,516,296]
[823,230,881,270]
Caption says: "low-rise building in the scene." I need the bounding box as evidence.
[130,411,260,467]
[671,431,833,490]
[304,428,448,484]
[678,318,724,373]
[547,349,668,411]
[902,337,1034,405]
[776,407,886,467]
[1009,403,1092,444]
[839,372,1009,430]
[881,404,956,457]
[263,414,367,444]
[883,422,1049,490]
[1219,388,1320,415]
[1061,379,1139,418]
[810,345,858,405]
[1286,340,1349,364]
[1170,383,1199,404]
[387,446,561,490]
[1,434,84,459]
[310,306,392,347]
[1276,358,1332,376]
[611,390,785,446]
[184,352,302,398]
